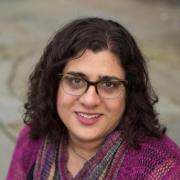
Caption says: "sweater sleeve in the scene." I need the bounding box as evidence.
[147,136,180,179]
[147,156,180,179]
[6,126,42,180]
[117,136,180,179]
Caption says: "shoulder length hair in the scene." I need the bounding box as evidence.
[24,17,166,147]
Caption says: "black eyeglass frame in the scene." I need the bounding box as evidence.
[58,73,128,98]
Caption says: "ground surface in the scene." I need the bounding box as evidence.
[0,0,180,179]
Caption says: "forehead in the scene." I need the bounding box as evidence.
[63,50,125,79]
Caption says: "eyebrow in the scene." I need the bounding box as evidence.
[66,71,124,81]
[67,71,88,78]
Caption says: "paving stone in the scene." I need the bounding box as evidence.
[0,96,22,124]
[0,128,15,180]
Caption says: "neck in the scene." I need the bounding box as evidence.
[68,135,104,161]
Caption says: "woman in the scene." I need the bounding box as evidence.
[7,17,180,179]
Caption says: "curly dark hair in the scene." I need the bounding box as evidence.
[24,17,166,147]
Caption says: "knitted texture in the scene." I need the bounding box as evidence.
[32,137,59,180]
[7,126,180,179]
[118,136,180,179]
[57,130,126,180]
[7,126,42,180]
[27,130,126,179]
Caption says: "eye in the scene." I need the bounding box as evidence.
[64,75,85,89]
[101,80,119,89]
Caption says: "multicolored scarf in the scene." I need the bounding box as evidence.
[30,131,127,179]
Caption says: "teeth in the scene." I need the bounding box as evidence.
[78,113,100,119]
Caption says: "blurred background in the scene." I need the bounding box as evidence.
[0,0,180,178]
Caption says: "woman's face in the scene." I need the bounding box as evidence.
[57,50,126,143]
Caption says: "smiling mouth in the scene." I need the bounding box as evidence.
[75,112,102,125]
[77,112,102,119]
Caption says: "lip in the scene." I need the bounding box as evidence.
[75,112,102,125]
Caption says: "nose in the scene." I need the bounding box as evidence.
[79,86,101,107]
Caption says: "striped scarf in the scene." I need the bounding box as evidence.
[31,131,127,180]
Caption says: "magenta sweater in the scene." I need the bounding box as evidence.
[7,126,180,179]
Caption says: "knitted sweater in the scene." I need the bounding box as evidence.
[7,126,180,179]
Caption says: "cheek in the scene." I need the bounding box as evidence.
[107,97,126,117]
[56,88,67,116]
[57,87,62,106]
[56,87,76,116]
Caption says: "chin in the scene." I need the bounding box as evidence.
[75,131,105,142]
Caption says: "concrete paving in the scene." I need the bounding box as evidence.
[0,0,180,179]
[0,125,15,180]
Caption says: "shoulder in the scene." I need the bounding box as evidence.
[6,126,43,180]
[138,135,180,158]
[13,125,43,156]
[120,136,180,179]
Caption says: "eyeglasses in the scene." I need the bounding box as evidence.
[58,73,128,99]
